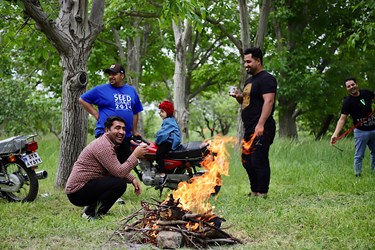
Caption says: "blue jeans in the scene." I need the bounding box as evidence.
[353,128,375,175]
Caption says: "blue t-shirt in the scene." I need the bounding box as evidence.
[81,83,143,138]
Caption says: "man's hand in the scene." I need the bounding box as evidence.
[254,124,265,137]
[330,135,337,145]
[132,143,148,158]
[132,178,141,196]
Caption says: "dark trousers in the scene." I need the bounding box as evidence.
[67,176,127,217]
[116,137,132,164]
[242,127,275,194]
[156,142,172,173]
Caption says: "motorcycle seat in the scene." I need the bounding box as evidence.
[0,136,27,154]
[166,141,208,160]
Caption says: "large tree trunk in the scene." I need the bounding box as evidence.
[22,0,105,188]
[127,30,144,135]
[55,61,89,187]
[236,0,250,148]
[254,0,273,48]
[278,96,298,138]
[112,17,147,136]
[172,19,191,142]
[273,1,310,139]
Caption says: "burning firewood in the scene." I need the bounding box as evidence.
[108,136,241,249]
[110,195,242,249]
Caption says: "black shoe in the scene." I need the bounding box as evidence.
[355,173,361,178]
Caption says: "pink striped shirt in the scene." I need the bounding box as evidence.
[65,134,137,194]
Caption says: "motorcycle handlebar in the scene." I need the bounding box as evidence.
[131,135,150,145]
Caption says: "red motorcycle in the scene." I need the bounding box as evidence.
[131,136,220,193]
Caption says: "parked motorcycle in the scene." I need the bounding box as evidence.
[0,135,48,202]
[131,136,220,193]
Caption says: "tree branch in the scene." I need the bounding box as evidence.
[22,0,71,54]
[204,15,242,51]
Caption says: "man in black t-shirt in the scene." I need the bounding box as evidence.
[231,47,277,198]
[330,77,375,177]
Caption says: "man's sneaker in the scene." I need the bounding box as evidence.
[116,198,125,204]
[82,212,99,221]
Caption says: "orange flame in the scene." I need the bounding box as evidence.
[242,134,257,155]
[169,136,235,214]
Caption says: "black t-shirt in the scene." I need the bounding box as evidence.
[241,70,277,133]
[341,89,375,131]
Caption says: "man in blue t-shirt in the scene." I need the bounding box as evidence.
[79,64,143,163]
[331,77,375,177]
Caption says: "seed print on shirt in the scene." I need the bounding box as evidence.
[114,94,132,110]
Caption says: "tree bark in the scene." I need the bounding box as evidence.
[172,19,191,142]
[57,63,89,187]
[236,0,250,149]
[315,114,334,140]
[254,0,273,48]
[278,96,298,139]
[22,0,104,188]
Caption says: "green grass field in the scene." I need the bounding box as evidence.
[0,135,374,249]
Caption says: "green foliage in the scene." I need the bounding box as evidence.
[0,134,373,249]
[0,1,62,137]
[267,0,374,137]
[142,108,162,140]
[189,92,238,139]
[0,78,61,136]
[1,0,374,141]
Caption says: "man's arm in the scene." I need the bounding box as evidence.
[132,113,140,136]
[330,114,347,145]
[254,92,275,136]
[79,97,99,121]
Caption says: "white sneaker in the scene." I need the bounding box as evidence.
[82,212,96,221]
[116,198,125,204]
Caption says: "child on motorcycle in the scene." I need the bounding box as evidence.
[155,100,181,186]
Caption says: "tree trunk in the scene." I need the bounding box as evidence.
[127,30,144,135]
[22,0,105,188]
[278,96,298,138]
[172,19,191,142]
[55,61,89,188]
[315,114,334,140]
[254,0,273,48]
[235,0,250,149]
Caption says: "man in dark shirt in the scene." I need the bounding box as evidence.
[231,47,277,198]
[330,77,375,177]
[66,116,148,220]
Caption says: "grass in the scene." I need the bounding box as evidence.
[0,134,374,249]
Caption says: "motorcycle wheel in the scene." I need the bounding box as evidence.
[1,157,39,202]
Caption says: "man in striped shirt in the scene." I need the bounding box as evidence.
[65,116,148,220]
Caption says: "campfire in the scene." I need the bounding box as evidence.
[111,136,241,249]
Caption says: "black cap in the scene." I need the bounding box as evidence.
[104,64,125,74]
